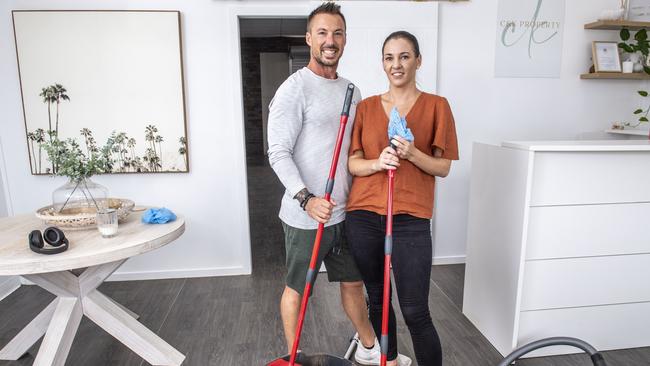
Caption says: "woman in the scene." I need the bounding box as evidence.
[346,31,458,366]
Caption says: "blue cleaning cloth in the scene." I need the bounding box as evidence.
[142,207,177,224]
[387,107,414,142]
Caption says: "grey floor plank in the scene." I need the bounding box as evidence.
[0,285,54,366]
[246,163,286,278]
[430,264,465,310]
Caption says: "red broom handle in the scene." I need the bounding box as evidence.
[289,84,355,366]
[380,169,395,366]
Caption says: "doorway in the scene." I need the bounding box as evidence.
[238,17,308,275]
[232,2,441,276]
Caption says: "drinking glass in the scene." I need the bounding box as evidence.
[97,208,118,238]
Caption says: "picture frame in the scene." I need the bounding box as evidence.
[592,41,622,73]
[12,10,189,175]
[626,0,650,21]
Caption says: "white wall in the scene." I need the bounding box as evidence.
[433,0,641,261]
[0,0,639,280]
[0,0,255,280]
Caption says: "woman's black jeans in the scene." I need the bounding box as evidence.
[346,210,442,366]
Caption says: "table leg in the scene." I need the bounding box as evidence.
[0,261,183,365]
[0,299,57,360]
[83,290,185,366]
[109,297,139,319]
[77,260,139,319]
[33,297,83,366]
[78,260,124,296]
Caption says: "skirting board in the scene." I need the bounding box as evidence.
[433,255,466,265]
[111,257,467,281]
[107,259,467,280]
[0,276,21,301]
[16,256,467,283]
[107,265,250,281]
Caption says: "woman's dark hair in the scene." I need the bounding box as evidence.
[382,31,421,58]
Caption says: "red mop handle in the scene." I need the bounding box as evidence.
[289,83,355,366]
[380,169,395,366]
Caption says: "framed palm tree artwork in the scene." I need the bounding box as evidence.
[12,10,189,174]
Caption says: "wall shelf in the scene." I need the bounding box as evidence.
[580,72,650,79]
[582,21,650,79]
[606,128,650,137]
[584,20,650,30]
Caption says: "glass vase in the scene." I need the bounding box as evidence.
[52,178,109,214]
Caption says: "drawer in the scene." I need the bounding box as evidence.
[520,254,650,311]
[529,151,650,206]
[517,302,650,357]
[525,203,650,260]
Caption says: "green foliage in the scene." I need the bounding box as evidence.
[624,90,650,128]
[619,29,650,128]
[619,29,650,75]
[619,28,650,55]
[42,133,116,182]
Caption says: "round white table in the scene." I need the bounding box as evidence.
[0,212,186,366]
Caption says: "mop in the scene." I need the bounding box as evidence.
[380,160,395,366]
[267,83,356,366]
[379,107,414,366]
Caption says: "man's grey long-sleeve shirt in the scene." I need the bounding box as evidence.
[267,67,361,230]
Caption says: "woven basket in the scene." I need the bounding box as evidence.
[35,198,135,230]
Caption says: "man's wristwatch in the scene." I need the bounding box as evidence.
[294,188,315,211]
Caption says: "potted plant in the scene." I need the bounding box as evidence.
[618,28,650,73]
[42,131,116,213]
[615,29,650,130]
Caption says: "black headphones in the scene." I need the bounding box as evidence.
[29,227,69,255]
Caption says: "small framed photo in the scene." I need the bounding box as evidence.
[592,41,622,73]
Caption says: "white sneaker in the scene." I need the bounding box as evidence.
[354,339,380,365]
[354,339,412,366]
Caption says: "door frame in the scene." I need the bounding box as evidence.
[0,136,20,299]
[227,2,313,273]
[0,136,13,217]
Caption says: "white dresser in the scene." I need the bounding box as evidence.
[462,140,650,357]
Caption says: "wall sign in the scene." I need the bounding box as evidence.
[495,0,566,78]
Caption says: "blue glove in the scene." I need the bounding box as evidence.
[387,107,414,143]
[141,207,177,224]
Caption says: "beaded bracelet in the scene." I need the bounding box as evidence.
[300,193,315,211]
[293,188,309,203]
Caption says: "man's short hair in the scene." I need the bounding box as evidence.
[307,2,346,32]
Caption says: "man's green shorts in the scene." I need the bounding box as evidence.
[282,220,362,296]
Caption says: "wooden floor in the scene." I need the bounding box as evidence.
[0,163,648,365]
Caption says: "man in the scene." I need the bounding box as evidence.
[267,3,411,366]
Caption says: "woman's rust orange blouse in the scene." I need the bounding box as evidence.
[346,93,459,219]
